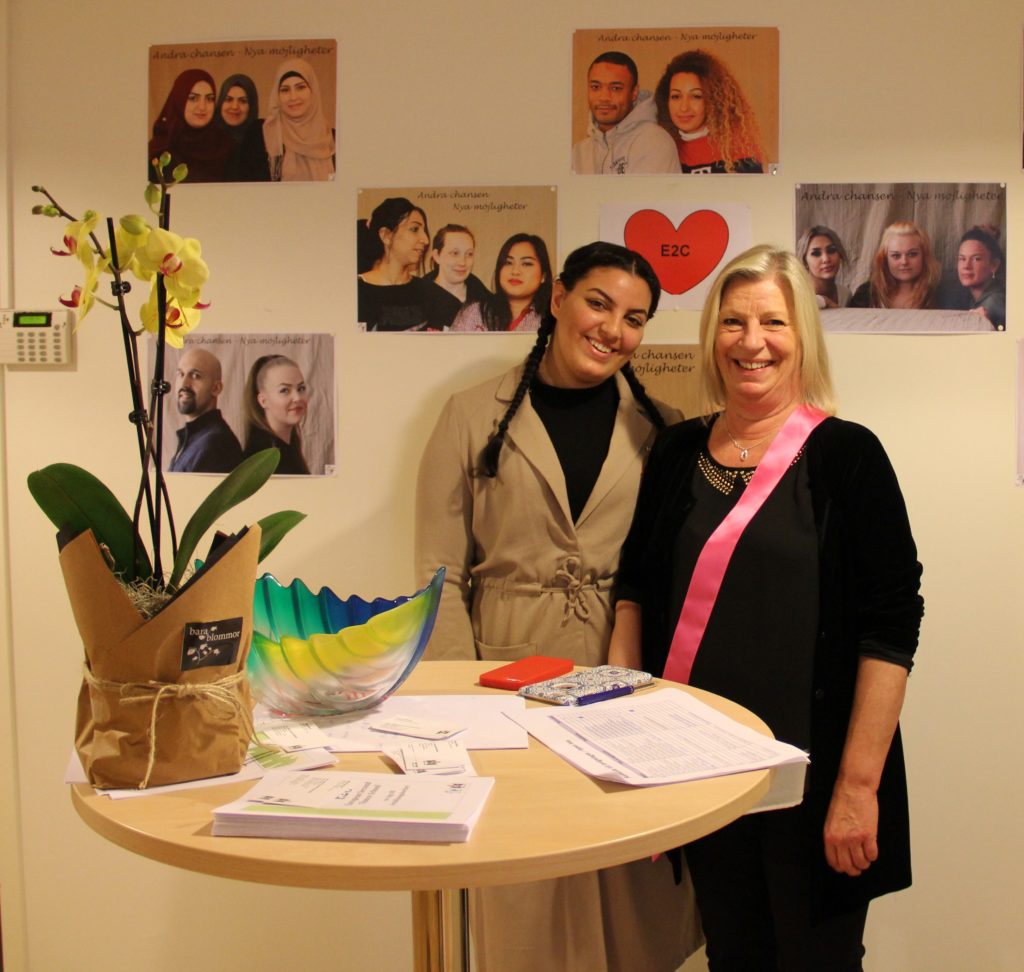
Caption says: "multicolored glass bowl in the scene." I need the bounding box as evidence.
[246,567,445,716]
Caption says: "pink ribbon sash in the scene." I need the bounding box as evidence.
[661,404,827,684]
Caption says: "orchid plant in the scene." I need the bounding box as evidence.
[28,157,303,601]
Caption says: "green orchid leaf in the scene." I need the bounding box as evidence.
[168,449,280,589]
[26,463,152,582]
[257,510,306,563]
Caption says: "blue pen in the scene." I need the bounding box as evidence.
[576,684,633,705]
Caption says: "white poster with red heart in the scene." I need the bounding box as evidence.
[600,203,752,310]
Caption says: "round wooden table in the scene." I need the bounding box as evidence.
[72,661,772,970]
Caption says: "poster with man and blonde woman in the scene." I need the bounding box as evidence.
[159,333,335,476]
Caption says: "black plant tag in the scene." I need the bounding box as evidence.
[180,617,244,671]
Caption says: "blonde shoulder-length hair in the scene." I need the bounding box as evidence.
[698,244,837,417]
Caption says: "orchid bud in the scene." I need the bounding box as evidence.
[172,163,188,183]
[119,214,149,236]
[144,183,162,213]
[158,152,172,168]
[32,204,60,217]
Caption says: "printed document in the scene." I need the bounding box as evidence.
[510,687,807,796]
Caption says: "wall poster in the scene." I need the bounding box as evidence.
[571,27,779,175]
[357,186,557,333]
[601,202,752,310]
[630,345,702,420]
[795,182,1006,332]
[159,332,335,477]
[148,39,337,184]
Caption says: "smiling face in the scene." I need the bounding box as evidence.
[885,233,924,284]
[587,62,638,132]
[433,231,475,287]
[668,72,707,133]
[220,85,250,127]
[257,363,308,437]
[805,235,842,281]
[184,81,216,128]
[957,239,999,292]
[383,210,430,270]
[498,242,545,301]
[278,74,312,119]
[541,267,652,389]
[714,276,802,415]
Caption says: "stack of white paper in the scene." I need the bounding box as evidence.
[509,687,809,811]
[213,769,495,842]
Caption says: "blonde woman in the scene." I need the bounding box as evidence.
[848,221,940,309]
[242,355,310,475]
[613,245,922,968]
[797,225,851,309]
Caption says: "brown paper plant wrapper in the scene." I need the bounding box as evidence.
[60,525,261,789]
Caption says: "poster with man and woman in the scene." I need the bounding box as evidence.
[159,333,335,477]
[148,39,337,183]
[794,182,1006,332]
[571,27,778,176]
[356,186,557,333]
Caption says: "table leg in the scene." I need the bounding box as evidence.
[411,889,467,972]
[460,889,470,969]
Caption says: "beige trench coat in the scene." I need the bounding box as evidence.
[417,365,683,664]
[415,365,701,972]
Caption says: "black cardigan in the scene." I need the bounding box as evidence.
[617,415,924,917]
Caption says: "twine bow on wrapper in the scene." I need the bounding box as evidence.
[62,526,260,789]
[82,667,255,789]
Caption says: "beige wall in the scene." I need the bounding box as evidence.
[2,1,1022,969]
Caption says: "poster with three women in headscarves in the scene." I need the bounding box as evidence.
[148,39,337,184]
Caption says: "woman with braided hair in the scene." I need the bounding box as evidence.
[415,241,700,972]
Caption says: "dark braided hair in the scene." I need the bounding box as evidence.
[621,361,668,433]
[477,241,665,478]
[477,315,555,477]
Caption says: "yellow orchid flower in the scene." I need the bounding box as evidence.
[134,228,209,306]
[36,185,209,341]
[59,260,103,319]
[51,210,101,272]
[140,285,201,348]
[112,215,152,276]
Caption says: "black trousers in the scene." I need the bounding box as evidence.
[685,805,868,972]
